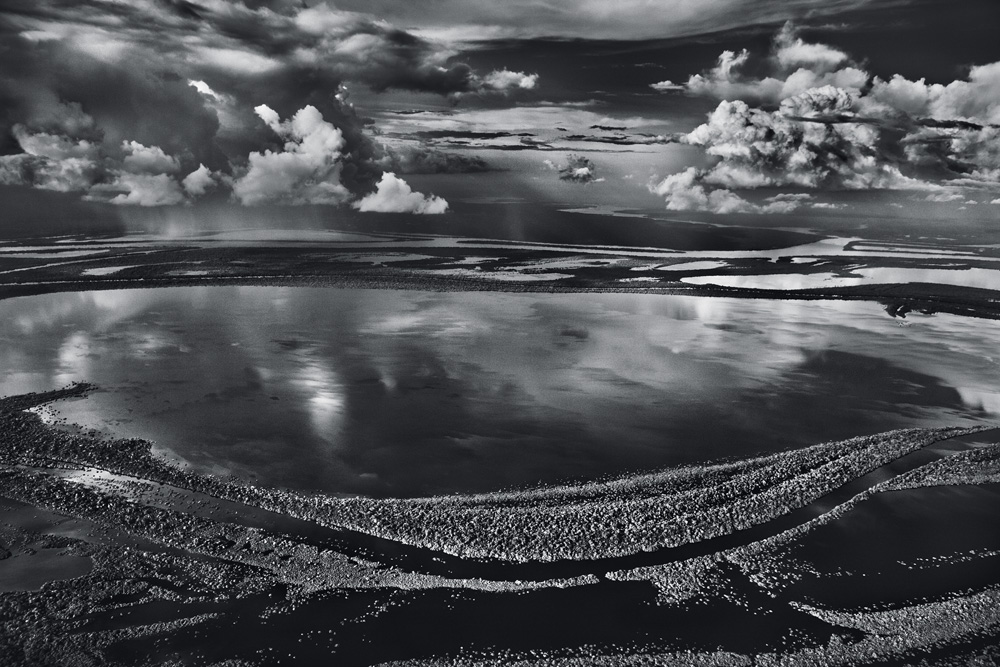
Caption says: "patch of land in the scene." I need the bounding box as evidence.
[2,384,999,665]
[1,232,999,321]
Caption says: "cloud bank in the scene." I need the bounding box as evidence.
[0,0,524,210]
[649,24,1000,213]
[319,0,909,42]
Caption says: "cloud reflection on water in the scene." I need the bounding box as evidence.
[0,287,996,496]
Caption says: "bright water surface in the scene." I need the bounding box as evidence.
[0,287,997,497]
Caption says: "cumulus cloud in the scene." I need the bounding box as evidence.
[685,93,917,192]
[546,155,602,184]
[866,63,1000,125]
[0,0,535,207]
[0,118,221,206]
[107,173,186,207]
[666,23,1000,127]
[120,141,180,175]
[648,23,1000,211]
[353,172,448,214]
[668,24,870,106]
[480,70,539,92]
[182,164,219,197]
[649,167,811,214]
[232,105,350,206]
[0,124,101,192]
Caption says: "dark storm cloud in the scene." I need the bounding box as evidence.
[380,146,494,175]
[568,133,678,146]
[408,130,533,141]
[0,0,536,207]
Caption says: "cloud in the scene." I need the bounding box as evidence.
[182,164,219,197]
[649,167,811,214]
[676,24,868,105]
[480,70,539,92]
[901,124,1000,182]
[0,0,535,207]
[685,92,917,191]
[924,192,966,203]
[381,146,492,174]
[120,141,180,175]
[866,63,1000,125]
[232,105,351,206]
[353,172,448,214]
[670,23,1000,126]
[323,0,911,41]
[106,173,187,207]
[650,80,685,92]
[546,155,603,184]
[0,124,101,192]
[650,23,1000,209]
[0,152,99,193]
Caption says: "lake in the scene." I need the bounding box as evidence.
[0,287,996,497]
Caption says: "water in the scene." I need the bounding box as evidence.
[0,287,997,497]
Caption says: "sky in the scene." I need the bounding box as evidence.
[0,0,998,233]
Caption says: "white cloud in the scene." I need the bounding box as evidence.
[924,192,966,203]
[772,22,849,72]
[680,31,868,106]
[867,62,1000,125]
[187,79,223,101]
[232,105,351,206]
[0,153,98,193]
[121,141,180,174]
[0,125,101,192]
[108,173,186,207]
[649,24,1000,210]
[648,167,809,215]
[650,80,684,92]
[674,22,1000,128]
[481,69,539,92]
[684,93,919,192]
[12,126,99,161]
[353,172,448,214]
[182,164,218,197]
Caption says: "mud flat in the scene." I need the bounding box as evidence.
[2,237,1000,321]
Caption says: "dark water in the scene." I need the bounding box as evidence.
[778,481,1000,609]
[102,574,858,667]
[0,287,996,497]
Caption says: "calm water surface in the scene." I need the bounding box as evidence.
[0,287,996,497]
